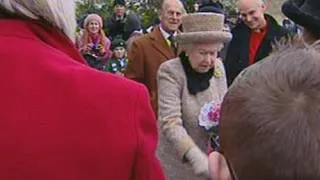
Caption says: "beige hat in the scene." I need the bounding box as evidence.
[176,12,232,44]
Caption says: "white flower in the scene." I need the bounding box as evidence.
[198,101,221,130]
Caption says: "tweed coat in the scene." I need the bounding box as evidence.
[157,58,228,180]
[125,26,176,114]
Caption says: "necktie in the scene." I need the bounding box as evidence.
[168,34,177,55]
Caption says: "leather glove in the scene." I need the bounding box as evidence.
[185,146,209,178]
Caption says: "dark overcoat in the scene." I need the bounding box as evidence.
[225,14,287,85]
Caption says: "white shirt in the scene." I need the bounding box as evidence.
[159,24,171,40]
[159,24,177,46]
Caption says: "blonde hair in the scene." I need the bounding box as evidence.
[78,29,108,52]
[77,13,108,51]
[0,0,77,41]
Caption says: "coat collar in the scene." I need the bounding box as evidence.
[0,19,86,64]
[236,14,282,40]
[233,14,284,63]
[148,26,175,59]
[263,14,283,40]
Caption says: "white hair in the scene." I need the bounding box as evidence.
[0,0,77,41]
[161,0,186,15]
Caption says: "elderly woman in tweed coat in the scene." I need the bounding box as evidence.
[157,12,232,180]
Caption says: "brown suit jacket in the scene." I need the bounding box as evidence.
[125,26,176,114]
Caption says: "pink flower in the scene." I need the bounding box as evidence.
[199,100,223,152]
[208,104,221,122]
[199,101,221,130]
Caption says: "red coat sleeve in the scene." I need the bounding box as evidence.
[132,85,165,180]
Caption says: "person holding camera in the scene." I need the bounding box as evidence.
[77,13,112,70]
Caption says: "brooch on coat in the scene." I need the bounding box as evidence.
[213,59,224,78]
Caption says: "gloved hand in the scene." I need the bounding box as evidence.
[185,146,209,178]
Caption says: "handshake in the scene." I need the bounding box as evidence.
[185,147,232,180]
[184,146,209,178]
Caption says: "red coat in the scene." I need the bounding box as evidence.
[0,19,165,180]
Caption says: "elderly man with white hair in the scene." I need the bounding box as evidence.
[125,0,186,115]
[0,1,165,180]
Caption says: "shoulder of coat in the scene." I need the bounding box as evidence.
[160,57,181,70]
[159,58,185,80]
[131,32,152,46]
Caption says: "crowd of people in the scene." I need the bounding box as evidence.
[75,0,141,73]
[76,0,303,81]
[0,0,320,179]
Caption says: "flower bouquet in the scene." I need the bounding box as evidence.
[198,100,222,152]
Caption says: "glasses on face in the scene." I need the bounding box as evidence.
[167,10,182,19]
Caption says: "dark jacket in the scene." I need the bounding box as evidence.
[104,57,128,73]
[105,11,142,41]
[225,14,287,85]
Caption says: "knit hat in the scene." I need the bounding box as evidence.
[176,13,232,44]
[111,38,126,50]
[83,13,103,28]
[282,0,320,37]
[113,0,126,7]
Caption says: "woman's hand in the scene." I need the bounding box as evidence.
[185,146,209,178]
[96,44,105,54]
[87,43,94,49]
[80,44,93,54]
